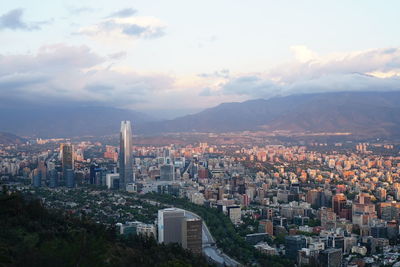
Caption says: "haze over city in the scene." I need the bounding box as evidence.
[2,1,400,267]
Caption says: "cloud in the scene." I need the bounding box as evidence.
[222,76,281,97]
[0,8,50,31]
[107,8,137,18]
[67,6,97,15]
[108,51,127,60]
[78,11,165,41]
[0,44,174,109]
[198,69,230,79]
[290,45,318,63]
[198,87,212,96]
[215,47,400,99]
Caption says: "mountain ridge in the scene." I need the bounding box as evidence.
[2,91,400,138]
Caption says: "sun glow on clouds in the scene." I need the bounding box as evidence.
[366,70,400,78]
[290,45,318,63]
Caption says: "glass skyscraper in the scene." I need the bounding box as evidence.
[61,143,73,186]
[119,120,133,190]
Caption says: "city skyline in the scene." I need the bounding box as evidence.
[2,2,400,266]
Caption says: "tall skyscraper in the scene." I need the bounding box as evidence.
[61,143,74,185]
[119,121,133,190]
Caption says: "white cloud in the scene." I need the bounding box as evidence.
[214,46,400,99]
[290,45,318,63]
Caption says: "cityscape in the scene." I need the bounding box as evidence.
[1,1,400,267]
[3,121,400,266]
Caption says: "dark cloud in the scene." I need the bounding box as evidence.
[107,8,137,18]
[0,8,50,31]
[122,24,164,38]
[220,73,400,99]
[222,76,280,97]
[123,24,146,36]
[198,69,230,79]
[79,20,165,39]
[0,44,174,109]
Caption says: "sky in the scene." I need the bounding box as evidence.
[1,0,400,118]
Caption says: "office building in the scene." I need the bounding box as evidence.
[332,194,347,215]
[285,235,307,261]
[160,164,175,181]
[61,143,74,184]
[106,173,120,189]
[119,121,133,190]
[319,248,342,267]
[182,218,202,254]
[227,205,241,225]
[49,168,58,188]
[158,208,185,244]
[65,168,75,188]
[32,168,41,187]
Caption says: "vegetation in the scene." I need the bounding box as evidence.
[0,192,212,267]
[140,192,294,266]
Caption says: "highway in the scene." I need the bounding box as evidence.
[185,210,241,267]
[138,197,241,266]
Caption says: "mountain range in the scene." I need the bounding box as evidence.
[0,132,26,145]
[2,91,400,138]
[139,91,400,137]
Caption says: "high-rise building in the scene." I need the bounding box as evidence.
[61,143,74,185]
[119,121,133,190]
[319,248,342,267]
[38,160,47,181]
[227,205,241,225]
[32,168,41,187]
[49,168,58,188]
[65,168,75,188]
[285,235,307,261]
[160,164,175,181]
[158,208,185,244]
[106,173,120,189]
[332,194,346,215]
[182,218,202,254]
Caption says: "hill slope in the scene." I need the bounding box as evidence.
[0,132,26,145]
[138,91,400,137]
[3,91,400,138]
[0,192,212,267]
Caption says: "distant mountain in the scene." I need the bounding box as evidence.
[138,91,400,137]
[0,106,155,138]
[3,91,400,138]
[0,132,26,145]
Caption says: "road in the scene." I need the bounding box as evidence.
[138,197,241,266]
[185,210,241,267]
